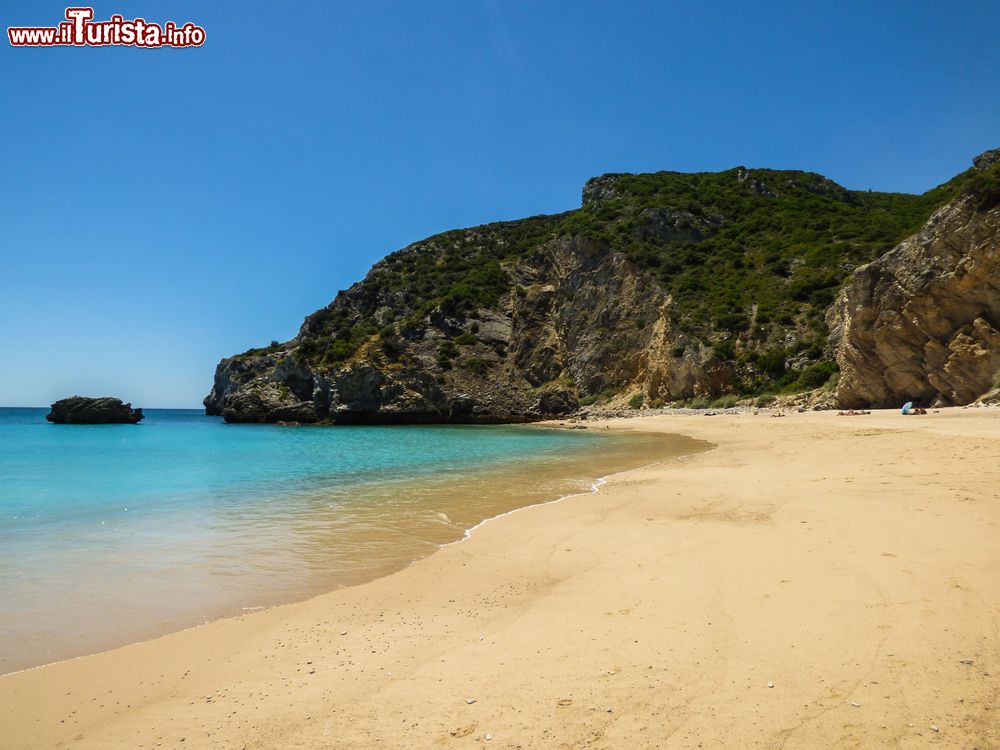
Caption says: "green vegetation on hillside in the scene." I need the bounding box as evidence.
[561,168,974,343]
[254,159,998,396]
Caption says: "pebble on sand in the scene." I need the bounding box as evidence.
[767,681,774,688]
[465,698,476,705]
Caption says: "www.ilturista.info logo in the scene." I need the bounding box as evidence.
[8,7,205,48]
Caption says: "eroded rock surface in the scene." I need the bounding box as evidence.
[204,235,719,423]
[47,396,144,424]
[829,191,1000,407]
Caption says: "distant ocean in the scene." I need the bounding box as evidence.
[0,407,698,673]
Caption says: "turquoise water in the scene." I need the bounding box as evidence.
[0,408,605,522]
[0,408,694,673]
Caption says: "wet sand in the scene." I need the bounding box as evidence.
[2,408,998,749]
[0,428,699,675]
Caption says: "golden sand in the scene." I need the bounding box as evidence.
[2,408,998,749]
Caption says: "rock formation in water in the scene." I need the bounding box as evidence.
[47,396,144,424]
[206,150,999,422]
[829,151,1000,407]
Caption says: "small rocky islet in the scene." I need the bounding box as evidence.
[46,396,144,424]
[204,149,1000,424]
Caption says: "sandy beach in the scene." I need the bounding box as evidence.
[2,408,998,749]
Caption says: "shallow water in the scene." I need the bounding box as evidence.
[0,408,701,673]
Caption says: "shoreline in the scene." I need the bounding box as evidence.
[0,425,703,677]
[4,463,643,682]
[2,408,998,749]
[0,452,668,681]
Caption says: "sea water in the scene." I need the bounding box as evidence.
[0,407,699,673]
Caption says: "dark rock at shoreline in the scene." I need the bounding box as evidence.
[47,396,144,424]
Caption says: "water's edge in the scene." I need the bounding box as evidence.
[1,424,709,676]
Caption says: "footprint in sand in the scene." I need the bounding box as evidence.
[449,724,476,737]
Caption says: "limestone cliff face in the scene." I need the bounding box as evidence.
[829,190,1000,407]
[208,154,999,422]
[205,234,727,423]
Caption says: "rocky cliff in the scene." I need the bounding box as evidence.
[207,152,999,422]
[829,151,1000,407]
[205,234,714,423]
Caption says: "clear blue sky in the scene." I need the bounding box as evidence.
[2,1,998,407]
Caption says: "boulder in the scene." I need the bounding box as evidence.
[47,396,144,424]
[535,387,579,416]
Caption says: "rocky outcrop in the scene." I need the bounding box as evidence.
[204,233,735,424]
[973,148,1000,171]
[47,396,144,424]
[829,187,1000,407]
